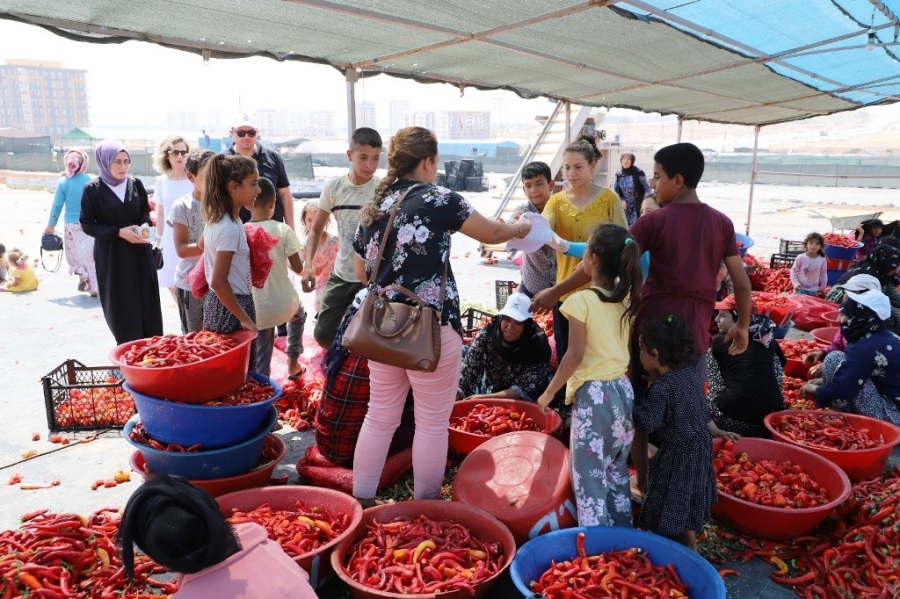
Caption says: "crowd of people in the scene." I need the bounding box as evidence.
[5,119,900,595]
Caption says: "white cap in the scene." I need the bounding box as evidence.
[497,292,533,322]
[231,113,256,129]
[842,274,891,320]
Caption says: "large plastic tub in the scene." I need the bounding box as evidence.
[453,432,576,546]
[711,437,851,540]
[123,405,276,480]
[448,398,562,456]
[510,527,725,598]
[821,310,841,326]
[735,233,754,258]
[811,326,839,345]
[331,500,516,599]
[764,409,900,480]
[217,486,363,589]
[124,372,281,449]
[824,241,862,260]
[129,432,286,497]
[109,330,257,403]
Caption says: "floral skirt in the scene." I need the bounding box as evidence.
[569,376,635,527]
[65,223,98,294]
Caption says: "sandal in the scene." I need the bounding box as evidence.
[287,364,307,381]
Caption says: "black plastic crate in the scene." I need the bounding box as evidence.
[769,253,795,270]
[465,176,489,192]
[495,279,518,310]
[779,239,806,256]
[42,360,134,432]
[462,307,495,337]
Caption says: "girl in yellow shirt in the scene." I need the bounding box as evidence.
[539,137,628,367]
[538,224,641,527]
[1,248,39,292]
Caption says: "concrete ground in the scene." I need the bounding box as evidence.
[2,180,899,597]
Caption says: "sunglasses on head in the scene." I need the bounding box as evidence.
[168,150,188,156]
[235,129,257,138]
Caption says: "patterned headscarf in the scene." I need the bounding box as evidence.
[748,314,776,348]
[64,149,89,179]
[95,140,130,187]
[840,298,887,343]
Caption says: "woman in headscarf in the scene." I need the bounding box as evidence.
[45,149,98,295]
[118,475,316,598]
[613,153,651,226]
[803,274,900,425]
[707,295,787,437]
[80,140,163,344]
[457,293,552,402]
[827,241,900,331]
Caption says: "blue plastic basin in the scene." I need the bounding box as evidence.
[773,320,794,340]
[124,372,281,449]
[123,405,277,480]
[824,241,862,260]
[510,526,725,598]
[735,233,754,258]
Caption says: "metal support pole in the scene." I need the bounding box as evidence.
[677,116,684,142]
[746,125,761,236]
[565,101,571,143]
[346,68,359,145]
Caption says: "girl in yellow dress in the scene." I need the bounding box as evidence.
[1,248,39,292]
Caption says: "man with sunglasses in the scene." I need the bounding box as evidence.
[227,114,295,230]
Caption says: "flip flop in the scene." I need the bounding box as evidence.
[287,365,307,381]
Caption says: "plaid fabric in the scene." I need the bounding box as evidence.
[314,353,370,465]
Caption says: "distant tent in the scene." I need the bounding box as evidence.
[0,128,51,153]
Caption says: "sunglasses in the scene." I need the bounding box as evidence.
[168,150,188,156]
[234,129,257,138]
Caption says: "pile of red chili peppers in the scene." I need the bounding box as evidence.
[823,233,860,248]
[201,377,275,406]
[772,412,884,451]
[128,423,201,453]
[343,515,505,594]
[450,403,540,436]
[782,376,816,410]
[714,441,830,508]
[702,468,900,598]
[530,532,690,598]
[274,377,323,431]
[225,500,348,560]
[0,508,175,598]
[121,331,239,368]
[778,339,823,361]
[54,381,135,429]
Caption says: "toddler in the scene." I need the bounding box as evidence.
[633,315,716,551]
[1,248,39,292]
[791,232,827,296]
[299,201,338,312]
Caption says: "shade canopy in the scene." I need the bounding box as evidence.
[3,0,900,125]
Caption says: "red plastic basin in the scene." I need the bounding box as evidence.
[448,398,562,457]
[331,500,516,599]
[217,485,363,589]
[109,330,257,403]
[128,432,286,497]
[764,409,900,480]
[810,327,839,346]
[710,437,851,541]
[453,431,576,546]
[821,310,841,326]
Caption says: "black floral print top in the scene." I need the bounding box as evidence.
[353,179,475,335]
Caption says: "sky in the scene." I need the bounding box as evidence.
[0,19,567,134]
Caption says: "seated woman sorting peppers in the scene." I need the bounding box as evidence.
[802,274,900,425]
[707,295,786,437]
[457,293,552,402]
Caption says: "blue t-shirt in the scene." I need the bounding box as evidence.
[49,173,92,226]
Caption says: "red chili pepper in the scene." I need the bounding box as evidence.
[121,331,240,368]
[714,447,830,508]
[225,500,346,560]
[450,403,541,436]
[823,232,860,249]
[773,412,884,451]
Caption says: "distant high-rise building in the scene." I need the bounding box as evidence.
[389,100,410,133]
[253,109,298,137]
[300,111,336,137]
[167,111,199,131]
[0,59,89,136]
[439,111,491,140]
[410,111,436,132]
[354,101,376,129]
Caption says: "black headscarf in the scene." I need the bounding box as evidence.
[485,315,550,365]
[748,314,776,348]
[840,298,887,343]
[837,243,900,287]
[617,153,646,202]
[117,474,241,578]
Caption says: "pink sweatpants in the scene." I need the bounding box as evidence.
[353,326,462,500]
